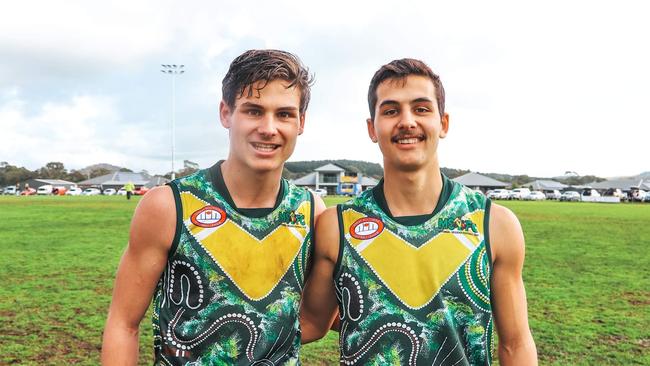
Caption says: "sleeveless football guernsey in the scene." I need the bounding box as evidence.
[334,176,494,365]
[152,163,314,365]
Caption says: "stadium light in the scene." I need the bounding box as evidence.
[161,64,185,180]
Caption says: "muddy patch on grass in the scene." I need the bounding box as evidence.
[621,291,650,306]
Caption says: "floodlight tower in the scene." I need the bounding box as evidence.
[161,64,185,180]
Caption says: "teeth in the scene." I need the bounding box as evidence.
[397,138,419,144]
[252,143,277,152]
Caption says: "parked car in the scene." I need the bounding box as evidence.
[629,187,647,202]
[116,188,127,196]
[487,189,510,200]
[644,194,650,203]
[3,186,18,195]
[103,188,117,196]
[82,188,101,196]
[544,189,561,200]
[526,191,546,201]
[560,191,580,202]
[581,188,601,198]
[508,188,531,200]
[134,186,149,195]
[20,188,37,196]
[603,188,626,201]
[311,188,327,197]
[37,185,54,195]
[51,186,67,195]
[66,187,83,196]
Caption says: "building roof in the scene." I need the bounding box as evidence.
[314,163,345,172]
[452,172,508,188]
[144,176,171,188]
[588,178,648,191]
[522,179,568,190]
[78,171,151,186]
[32,178,77,186]
[291,172,317,185]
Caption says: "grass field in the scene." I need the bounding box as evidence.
[0,196,648,365]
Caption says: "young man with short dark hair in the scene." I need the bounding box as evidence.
[300,59,537,365]
[102,49,325,365]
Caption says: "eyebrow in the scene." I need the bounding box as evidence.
[239,102,298,111]
[378,97,434,108]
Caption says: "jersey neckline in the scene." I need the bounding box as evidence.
[371,173,455,226]
[208,160,287,218]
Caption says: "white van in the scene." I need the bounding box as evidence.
[37,185,54,195]
[508,188,531,200]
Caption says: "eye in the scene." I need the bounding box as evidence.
[278,111,292,119]
[245,109,262,116]
[414,106,431,114]
[382,108,398,116]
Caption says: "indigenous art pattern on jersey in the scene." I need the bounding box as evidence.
[335,183,493,365]
[152,169,313,365]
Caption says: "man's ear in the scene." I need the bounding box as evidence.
[439,113,450,138]
[367,118,378,143]
[298,113,306,135]
[219,100,232,128]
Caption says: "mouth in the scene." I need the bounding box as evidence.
[391,134,425,145]
[251,142,281,152]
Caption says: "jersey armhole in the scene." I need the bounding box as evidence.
[306,190,316,278]
[484,197,494,272]
[166,182,183,257]
[332,204,345,280]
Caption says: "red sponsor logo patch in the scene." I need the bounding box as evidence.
[190,206,226,228]
[349,217,384,240]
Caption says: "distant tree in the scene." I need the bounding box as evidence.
[90,168,112,179]
[66,170,87,182]
[36,162,68,179]
[0,164,35,186]
[176,167,198,179]
[119,167,134,172]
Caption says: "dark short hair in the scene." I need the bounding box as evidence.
[222,49,314,115]
[367,58,445,119]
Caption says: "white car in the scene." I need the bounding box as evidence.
[82,188,101,196]
[117,188,127,196]
[544,190,561,200]
[508,188,531,200]
[66,187,83,196]
[487,189,510,200]
[311,188,327,197]
[3,186,18,195]
[526,191,546,201]
[37,185,54,195]
[560,191,580,201]
[103,188,117,196]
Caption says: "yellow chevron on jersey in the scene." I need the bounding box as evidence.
[180,192,310,300]
[342,208,482,309]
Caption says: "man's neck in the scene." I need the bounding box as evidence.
[220,158,283,208]
[382,160,443,217]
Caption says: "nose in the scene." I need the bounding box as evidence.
[397,109,417,130]
[257,113,278,137]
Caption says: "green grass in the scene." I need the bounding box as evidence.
[0,196,648,365]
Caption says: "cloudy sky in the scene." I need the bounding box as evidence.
[1,0,648,178]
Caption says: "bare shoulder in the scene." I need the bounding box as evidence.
[488,203,525,264]
[129,185,176,253]
[314,206,341,263]
[311,192,327,218]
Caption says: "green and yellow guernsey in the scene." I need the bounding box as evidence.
[334,176,494,365]
[152,163,314,365]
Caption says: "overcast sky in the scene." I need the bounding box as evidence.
[1,0,648,178]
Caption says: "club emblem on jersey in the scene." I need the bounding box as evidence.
[350,217,384,240]
[191,206,226,228]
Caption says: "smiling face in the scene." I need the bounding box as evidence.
[220,79,305,174]
[367,75,449,172]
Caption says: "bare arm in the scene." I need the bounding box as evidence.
[101,186,176,365]
[300,207,340,343]
[489,203,538,365]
